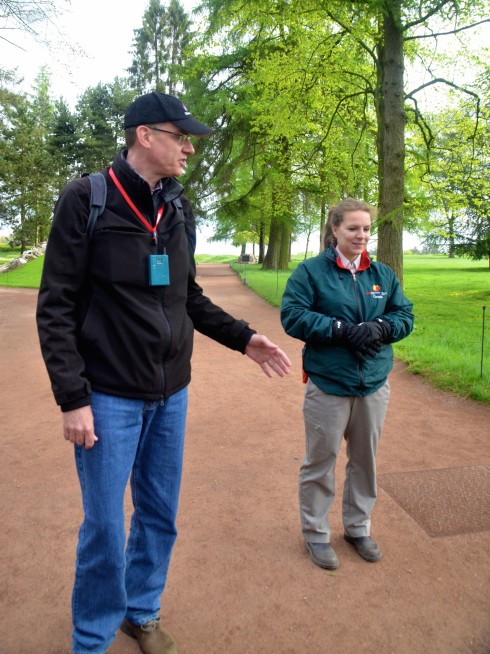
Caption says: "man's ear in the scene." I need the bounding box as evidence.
[135,125,153,149]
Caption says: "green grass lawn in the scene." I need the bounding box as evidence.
[394,256,489,403]
[195,254,238,264]
[0,255,45,288]
[231,255,490,403]
[0,244,21,266]
[1,249,489,403]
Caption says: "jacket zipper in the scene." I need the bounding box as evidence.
[352,272,365,389]
[155,210,187,396]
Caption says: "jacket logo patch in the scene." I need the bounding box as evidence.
[366,285,387,299]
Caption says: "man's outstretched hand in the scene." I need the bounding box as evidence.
[245,334,291,378]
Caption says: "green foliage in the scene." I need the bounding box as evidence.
[127,0,193,95]
[49,98,80,193]
[408,92,490,264]
[1,0,490,272]
[0,67,55,249]
[76,81,132,173]
[0,70,134,250]
[191,0,489,276]
[189,0,380,267]
[231,261,295,303]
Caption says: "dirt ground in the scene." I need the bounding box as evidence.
[0,263,489,654]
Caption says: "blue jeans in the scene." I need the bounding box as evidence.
[72,388,188,654]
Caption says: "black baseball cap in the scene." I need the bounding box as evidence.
[123,92,212,136]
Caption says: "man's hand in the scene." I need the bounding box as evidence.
[245,334,291,378]
[62,406,98,450]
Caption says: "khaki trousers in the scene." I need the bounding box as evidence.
[300,378,390,543]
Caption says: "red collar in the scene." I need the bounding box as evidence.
[335,250,371,272]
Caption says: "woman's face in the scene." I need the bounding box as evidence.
[332,210,371,261]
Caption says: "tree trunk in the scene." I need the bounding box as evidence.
[375,1,405,285]
[320,195,327,253]
[262,136,293,269]
[263,216,291,270]
[279,221,291,268]
[303,231,310,260]
[448,214,455,258]
[258,221,265,263]
[263,217,282,269]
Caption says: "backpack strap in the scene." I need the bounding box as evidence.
[86,172,107,238]
[83,180,193,251]
[172,196,196,253]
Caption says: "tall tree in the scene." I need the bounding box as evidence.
[194,0,488,279]
[0,67,54,249]
[128,0,193,95]
[414,84,490,264]
[316,0,489,283]
[193,0,375,268]
[28,66,55,244]
[76,81,133,173]
[49,98,80,194]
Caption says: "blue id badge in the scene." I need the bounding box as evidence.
[148,254,170,286]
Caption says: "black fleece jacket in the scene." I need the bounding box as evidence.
[37,151,254,412]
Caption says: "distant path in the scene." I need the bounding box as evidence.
[0,267,489,654]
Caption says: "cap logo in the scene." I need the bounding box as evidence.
[181,102,191,116]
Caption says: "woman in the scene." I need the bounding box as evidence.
[281,198,414,569]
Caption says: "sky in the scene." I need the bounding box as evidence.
[0,0,242,253]
[0,0,433,253]
[1,0,201,109]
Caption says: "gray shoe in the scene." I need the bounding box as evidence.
[344,534,381,562]
[305,542,339,569]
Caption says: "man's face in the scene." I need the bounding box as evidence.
[144,122,196,177]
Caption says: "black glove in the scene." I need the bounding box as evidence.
[331,320,357,344]
[332,321,369,362]
[371,317,391,342]
[359,339,382,359]
[331,319,389,362]
[350,318,391,349]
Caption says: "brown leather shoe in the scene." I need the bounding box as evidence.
[120,618,179,654]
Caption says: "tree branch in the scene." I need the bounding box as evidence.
[320,8,377,65]
[403,0,454,32]
[406,77,480,106]
[405,18,490,40]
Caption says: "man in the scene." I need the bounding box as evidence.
[37,91,291,654]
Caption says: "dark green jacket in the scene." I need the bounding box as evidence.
[280,245,414,396]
